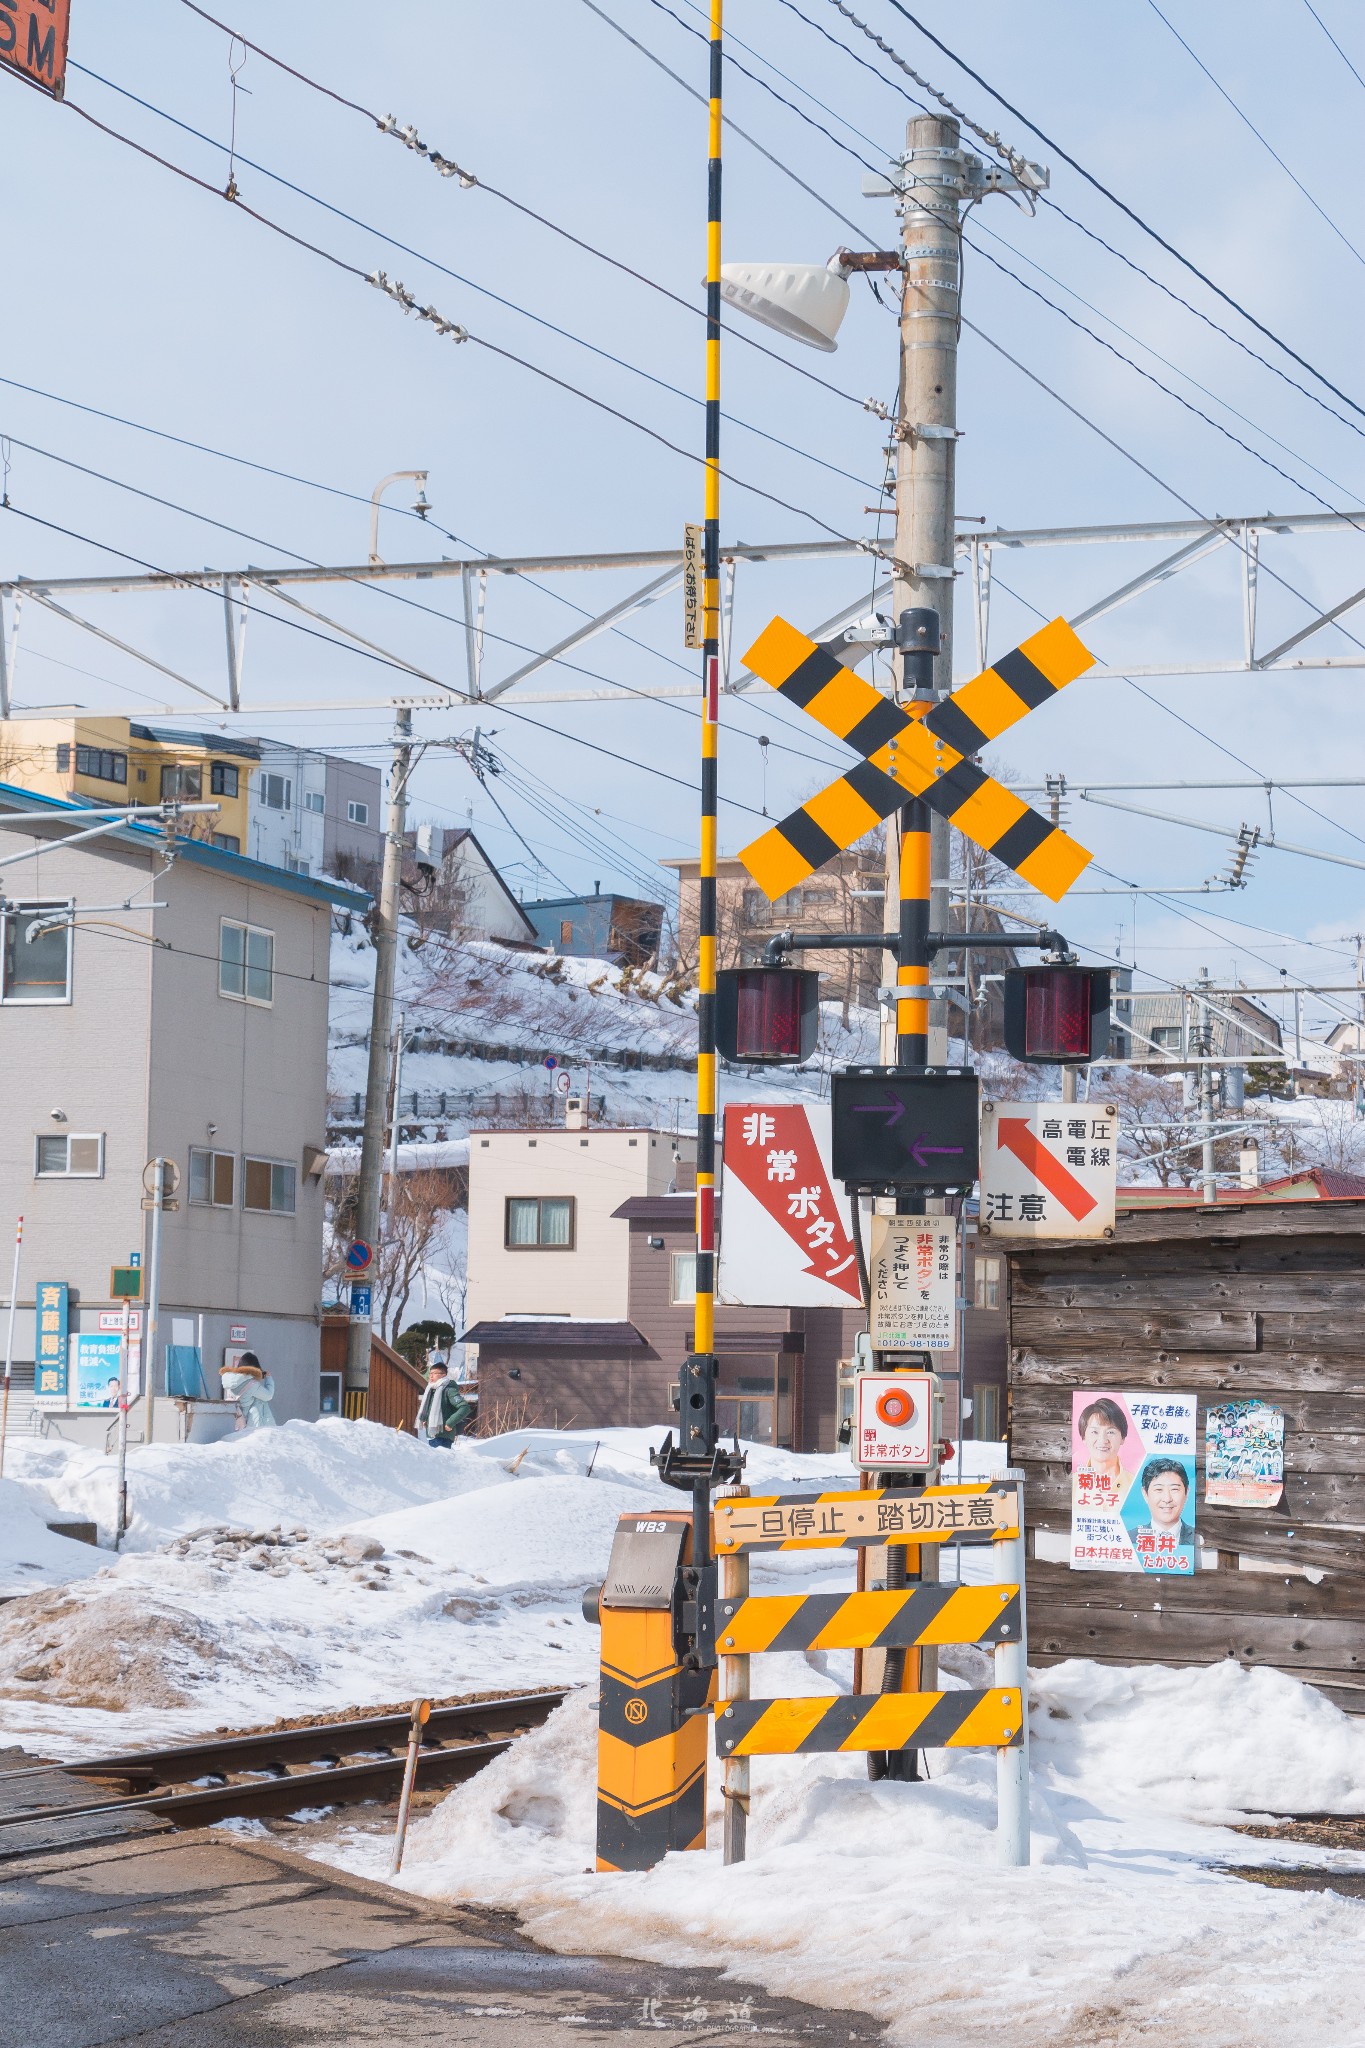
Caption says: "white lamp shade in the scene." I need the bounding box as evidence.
[719,262,850,352]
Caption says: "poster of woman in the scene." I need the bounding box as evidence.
[1070,1390,1197,1573]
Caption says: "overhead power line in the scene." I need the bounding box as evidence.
[1301,0,1365,94]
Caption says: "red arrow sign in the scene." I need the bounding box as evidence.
[996,1117,1097,1221]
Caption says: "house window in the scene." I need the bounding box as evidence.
[559,921,574,946]
[188,1148,236,1207]
[970,1384,1003,1440]
[670,1251,697,1304]
[210,762,239,798]
[505,1197,575,1249]
[219,920,274,1004]
[973,1255,1002,1312]
[211,833,241,854]
[304,789,325,814]
[70,745,128,785]
[1,904,72,1003]
[285,854,310,875]
[243,1157,297,1214]
[160,762,202,801]
[35,1133,104,1178]
[1150,1026,1183,1051]
[260,771,292,811]
[347,799,369,826]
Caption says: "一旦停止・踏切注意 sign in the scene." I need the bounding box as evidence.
[868,1214,956,1350]
[735,614,1095,903]
[712,1484,1019,1552]
[980,1100,1118,1239]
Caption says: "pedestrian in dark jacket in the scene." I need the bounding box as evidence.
[415,1362,473,1447]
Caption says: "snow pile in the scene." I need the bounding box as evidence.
[331,1671,1365,2048]
[0,1475,106,1594]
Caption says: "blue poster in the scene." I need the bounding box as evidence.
[71,1333,127,1410]
[34,1281,69,1404]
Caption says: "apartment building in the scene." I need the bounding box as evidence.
[0,781,369,1444]
[664,851,881,995]
[15,716,257,850]
[246,743,382,881]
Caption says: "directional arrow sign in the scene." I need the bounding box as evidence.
[832,1069,980,1192]
[980,1100,1119,1240]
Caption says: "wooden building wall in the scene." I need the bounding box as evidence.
[1006,1198,1365,1715]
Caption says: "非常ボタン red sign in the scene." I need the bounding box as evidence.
[1,1,71,99]
[718,1102,861,1305]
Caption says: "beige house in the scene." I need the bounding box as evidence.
[0,781,368,1443]
[663,850,882,996]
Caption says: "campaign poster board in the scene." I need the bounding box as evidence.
[980,1101,1118,1239]
[868,1216,956,1351]
[718,1103,862,1307]
[1205,1399,1285,1507]
[70,1331,140,1410]
[1070,1389,1197,1575]
[34,1280,69,1403]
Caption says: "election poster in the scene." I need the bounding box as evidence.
[33,1280,69,1403]
[718,1103,863,1307]
[1205,1399,1284,1507]
[70,1332,140,1410]
[868,1216,956,1351]
[1070,1389,1197,1575]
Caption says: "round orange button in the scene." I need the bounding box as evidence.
[875,1386,915,1428]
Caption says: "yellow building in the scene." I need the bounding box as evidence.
[7,718,257,852]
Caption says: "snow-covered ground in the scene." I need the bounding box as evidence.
[4,1419,1362,2046]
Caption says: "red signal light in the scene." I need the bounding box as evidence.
[1004,965,1111,1065]
[716,967,819,1065]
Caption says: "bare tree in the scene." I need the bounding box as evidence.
[325,1168,460,1343]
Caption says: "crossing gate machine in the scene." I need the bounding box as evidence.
[589,1475,1030,1870]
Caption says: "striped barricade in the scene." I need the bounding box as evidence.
[713,1477,1031,1868]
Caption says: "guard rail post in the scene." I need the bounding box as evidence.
[717,1484,750,1865]
[994,1467,1030,1867]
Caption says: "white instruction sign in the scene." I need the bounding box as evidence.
[854,1371,937,1469]
[980,1100,1118,1239]
[868,1216,956,1351]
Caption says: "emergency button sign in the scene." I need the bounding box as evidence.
[855,1371,935,1468]
[980,1099,1118,1240]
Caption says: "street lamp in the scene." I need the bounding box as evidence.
[368,469,431,566]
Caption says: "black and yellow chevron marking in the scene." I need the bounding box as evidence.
[715,1687,1023,1755]
[596,1605,710,1870]
[737,615,1094,904]
[715,1584,1021,1654]
[713,1482,1019,1553]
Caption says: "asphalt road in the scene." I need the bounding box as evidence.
[0,1829,883,2048]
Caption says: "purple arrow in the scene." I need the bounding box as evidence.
[852,1096,905,1127]
[910,1135,965,1170]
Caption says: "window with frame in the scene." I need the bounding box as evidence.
[69,745,128,785]
[304,789,325,814]
[670,1251,697,1304]
[505,1196,575,1249]
[188,1147,236,1207]
[35,1133,104,1178]
[973,1255,1002,1312]
[260,771,292,810]
[1150,1025,1183,1051]
[1,904,72,1003]
[160,762,202,801]
[347,798,369,826]
[210,761,239,798]
[285,854,310,875]
[243,1157,297,1214]
[219,920,274,1004]
[211,832,241,854]
[559,920,574,947]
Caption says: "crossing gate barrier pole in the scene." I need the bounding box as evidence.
[712,1479,1030,1866]
[587,1507,713,1871]
[718,1483,750,1867]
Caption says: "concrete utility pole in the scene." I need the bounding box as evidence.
[347,711,413,1392]
[882,112,963,1067]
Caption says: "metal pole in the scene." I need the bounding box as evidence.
[1198,980,1217,1205]
[882,112,962,1069]
[690,0,723,1562]
[0,1216,22,1479]
[383,1010,406,1246]
[994,1467,1030,1867]
[389,1697,431,1875]
[114,1300,131,1549]
[718,1483,750,1865]
[347,712,413,1395]
[143,1162,166,1446]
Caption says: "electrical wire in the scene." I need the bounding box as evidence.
[1145,0,1365,269]
[1301,0,1365,94]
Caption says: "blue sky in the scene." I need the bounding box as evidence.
[5,1,1365,1033]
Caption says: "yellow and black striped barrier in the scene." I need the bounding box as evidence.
[737,615,1095,904]
[717,1687,1023,1755]
[716,1583,1020,1653]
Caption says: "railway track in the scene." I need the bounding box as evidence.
[0,1688,569,1835]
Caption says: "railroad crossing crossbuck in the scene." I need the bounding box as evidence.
[737,615,1096,903]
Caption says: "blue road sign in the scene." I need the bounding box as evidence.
[349,1281,373,1323]
[346,1239,373,1272]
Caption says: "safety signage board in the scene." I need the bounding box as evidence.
[682,523,704,648]
[855,1370,936,1468]
[345,1239,373,1271]
[0,1,71,100]
[868,1216,955,1351]
[980,1099,1118,1239]
[718,1103,862,1307]
[98,1310,142,1332]
[713,1483,1019,1552]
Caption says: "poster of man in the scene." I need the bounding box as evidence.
[1070,1390,1196,1574]
[1205,1399,1285,1507]
[70,1332,140,1410]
